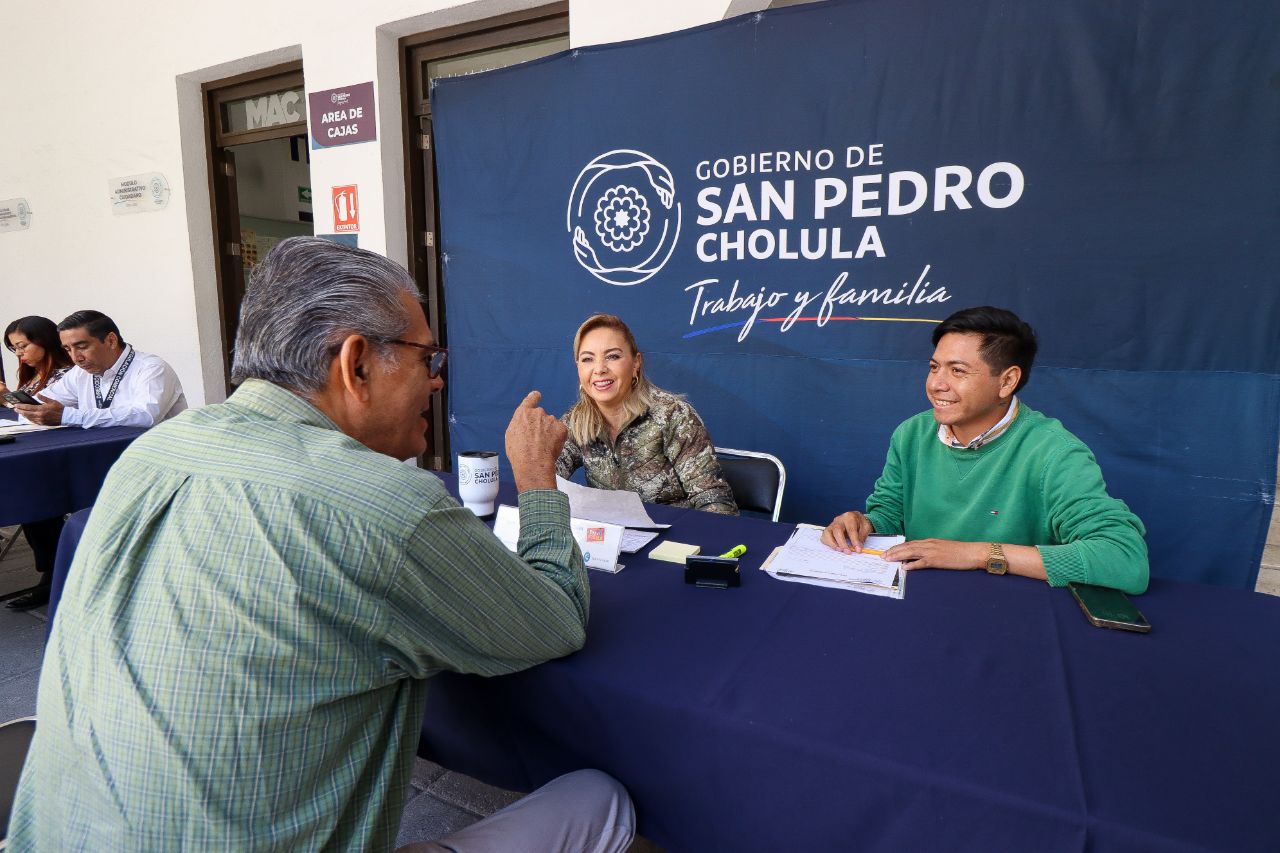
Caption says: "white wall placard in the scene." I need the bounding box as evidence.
[0,198,33,232]
[109,172,170,215]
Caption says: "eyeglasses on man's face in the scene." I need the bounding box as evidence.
[384,339,448,379]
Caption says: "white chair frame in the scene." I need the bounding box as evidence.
[0,715,37,851]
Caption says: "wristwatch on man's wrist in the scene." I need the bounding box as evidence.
[985,542,1008,575]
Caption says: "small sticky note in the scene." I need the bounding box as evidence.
[649,541,702,564]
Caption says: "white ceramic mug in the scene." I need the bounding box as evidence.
[457,450,500,516]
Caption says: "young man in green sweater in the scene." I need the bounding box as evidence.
[821,306,1149,594]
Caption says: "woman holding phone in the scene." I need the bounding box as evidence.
[2,315,73,405]
[557,313,738,515]
[3,315,74,611]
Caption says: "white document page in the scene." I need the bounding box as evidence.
[764,556,906,600]
[555,476,670,529]
[0,421,65,434]
[621,529,660,553]
[769,525,904,587]
[492,505,520,551]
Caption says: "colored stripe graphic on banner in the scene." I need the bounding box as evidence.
[684,316,942,339]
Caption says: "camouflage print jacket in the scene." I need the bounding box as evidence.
[557,388,739,515]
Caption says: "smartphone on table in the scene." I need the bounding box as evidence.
[1069,582,1151,633]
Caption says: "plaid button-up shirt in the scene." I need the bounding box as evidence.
[12,379,587,852]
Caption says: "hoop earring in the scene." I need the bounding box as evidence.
[631,375,638,389]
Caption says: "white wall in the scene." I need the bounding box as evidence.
[0,0,738,404]
[572,0,740,47]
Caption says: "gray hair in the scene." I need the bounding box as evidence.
[231,237,421,394]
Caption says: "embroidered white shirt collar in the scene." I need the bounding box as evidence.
[937,396,1019,450]
[98,345,132,384]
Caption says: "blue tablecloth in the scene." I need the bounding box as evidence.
[0,423,146,526]
[419,481,1280,852]
[47,473,1280,850]
[49,507,91,637]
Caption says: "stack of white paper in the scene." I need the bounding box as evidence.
[0,421,64,435]
[763,524,907,599]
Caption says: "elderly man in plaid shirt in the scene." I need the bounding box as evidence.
[11,238,634,853]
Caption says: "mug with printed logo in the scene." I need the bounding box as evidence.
[457,451,500,516]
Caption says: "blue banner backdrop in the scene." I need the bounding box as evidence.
[433,0,1280,588]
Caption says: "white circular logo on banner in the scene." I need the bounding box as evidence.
[567,150,681,286]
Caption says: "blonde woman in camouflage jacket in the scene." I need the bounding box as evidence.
[556,314,738,515]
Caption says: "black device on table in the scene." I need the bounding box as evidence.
[1069,582,1151,633]
[0,434,14,444]
[2,390,39,406]
[684,555,741,589]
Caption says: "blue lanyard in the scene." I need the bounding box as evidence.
[93,348,135,409]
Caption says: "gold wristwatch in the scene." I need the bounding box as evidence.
[985,542,1008,575]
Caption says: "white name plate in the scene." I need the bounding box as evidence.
[493,504,624,573]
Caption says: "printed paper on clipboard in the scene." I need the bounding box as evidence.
[761,524,907,599]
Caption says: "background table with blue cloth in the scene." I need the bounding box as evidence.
[48,507,91,637]
[0,414,146,526]
[420,479,1280,852]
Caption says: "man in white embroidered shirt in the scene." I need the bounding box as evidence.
[15,310,187,428]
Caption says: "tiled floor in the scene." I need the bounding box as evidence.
[0,525,660,851]
[0,529,49,722]
[0,528,42,599]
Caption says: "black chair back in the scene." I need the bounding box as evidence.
[715,449,786,521]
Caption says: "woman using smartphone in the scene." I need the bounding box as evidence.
[2,315,73,405]
[2,315,74,611]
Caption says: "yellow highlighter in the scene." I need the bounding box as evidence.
[719,544,747,559]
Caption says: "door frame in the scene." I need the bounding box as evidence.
[202,61,307,392]
[400,3,569,470]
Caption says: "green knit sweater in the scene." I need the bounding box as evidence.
[864,405,1149,593]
